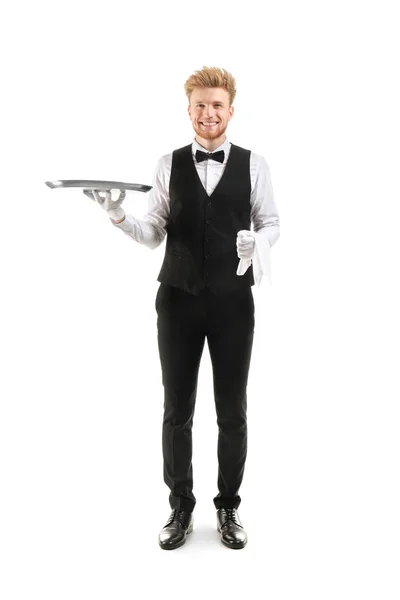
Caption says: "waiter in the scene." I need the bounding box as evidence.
[84,66,280,550]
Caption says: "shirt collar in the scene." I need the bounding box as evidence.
[192,137,231,163]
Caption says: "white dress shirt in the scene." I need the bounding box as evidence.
[111,137,280,286]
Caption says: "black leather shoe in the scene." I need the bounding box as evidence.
[216,508,247,549]
[158,509,194,550]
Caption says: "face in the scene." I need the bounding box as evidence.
[188,87,234,145]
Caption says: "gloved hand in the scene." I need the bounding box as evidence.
[83,189,126,221]
[236,230,255,276]
[236,230,255,260]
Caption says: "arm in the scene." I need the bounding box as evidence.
[250,155,280,285]
[251,155,280,245]
[110,156,170,250]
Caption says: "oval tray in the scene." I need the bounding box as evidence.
[45,179,152,192]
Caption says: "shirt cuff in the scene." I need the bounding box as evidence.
[110,213,136,232]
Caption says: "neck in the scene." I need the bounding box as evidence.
[195,133,226,152]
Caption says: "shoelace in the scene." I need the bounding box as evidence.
[220,508,243,528]
[166,509,188,528]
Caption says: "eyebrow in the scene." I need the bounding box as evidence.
[195,101,224,105]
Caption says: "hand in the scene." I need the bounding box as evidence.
[83,189,126,221]
[236,230,255,260]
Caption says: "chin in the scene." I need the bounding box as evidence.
[194,125,226,140]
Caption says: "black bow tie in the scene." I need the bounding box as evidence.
[195,149,225,164]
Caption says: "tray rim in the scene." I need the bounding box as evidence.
[45,179,152,192]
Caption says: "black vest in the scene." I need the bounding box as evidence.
[157,142,254,296]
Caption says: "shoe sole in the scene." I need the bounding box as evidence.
[159,520,193,550]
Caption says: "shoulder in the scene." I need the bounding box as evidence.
[150,152,173,191]
[231,143,267,171]
[155,151,173,174]
[154,143,194,182]
[249,149,270,174]
[246,149,272,191]
[231,143,268,166]
[230,142,251,156]
[173,143,192,154]
[157,143,192,167]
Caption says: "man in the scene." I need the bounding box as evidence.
[84,66,280,550]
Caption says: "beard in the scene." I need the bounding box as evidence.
[193,120,228,140]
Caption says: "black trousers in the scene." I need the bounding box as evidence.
[155,282,255,513]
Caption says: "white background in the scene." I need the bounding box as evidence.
[1,0,399,598]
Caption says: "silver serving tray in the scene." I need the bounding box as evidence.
[45,179,152,192]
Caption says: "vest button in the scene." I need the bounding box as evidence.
[207,202,212,206]
[205,255,209,259]
[205,219,210,224]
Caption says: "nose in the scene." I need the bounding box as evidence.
[204,106,216,118]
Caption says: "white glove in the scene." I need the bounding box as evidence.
[236,230,255,260]
[83,189,126,221]
[236,230,255,276]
